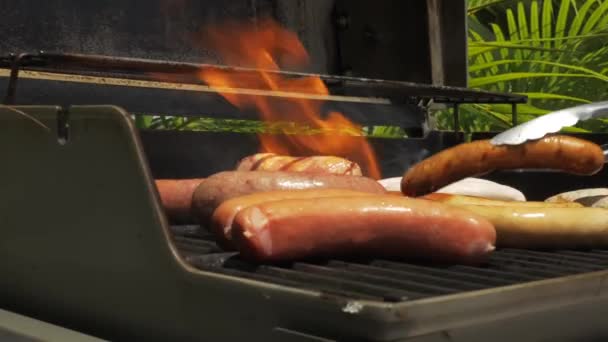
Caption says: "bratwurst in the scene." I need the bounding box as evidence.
[422,193,583,208]
[210,189,378,249]
[401,135,604,196]
[191,171,386,225]
[236,153,363,176]
[231,196,496,264]
[443,204,608,249]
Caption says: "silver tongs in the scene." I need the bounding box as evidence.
[490,101,608,161]
[491,101,608,145]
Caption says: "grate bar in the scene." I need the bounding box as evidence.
[327,261,488,291]
[370,260,515,286]
[491,252,605,272]
[556,250,608,260]
[501,248,608,264]
[449,265,543,282]
[257,266,419,301]
[293,262,457,295]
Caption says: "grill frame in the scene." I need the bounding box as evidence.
[2,105,608,341]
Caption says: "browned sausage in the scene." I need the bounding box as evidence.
[211,189,378,249]
[191,171,386,225]
[422,193,584,208]
[236,153,363,176]
[231,195,496,264]
[401,135,604,197]
[155,178,206,224]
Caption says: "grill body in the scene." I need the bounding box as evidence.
[2,106,608,341]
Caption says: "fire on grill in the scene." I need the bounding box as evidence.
[153,19,608,266]
[5,2,608,341]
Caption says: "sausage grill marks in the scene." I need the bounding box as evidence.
[191,171,386,226]
[236,153,363,176]
[401,135,605,197]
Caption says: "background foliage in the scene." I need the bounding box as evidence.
[138,0,608,136]
[436,0,608,132]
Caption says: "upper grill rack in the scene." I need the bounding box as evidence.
[0,51,527,105]
[170,225,608,303]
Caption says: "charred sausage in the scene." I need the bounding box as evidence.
[422,193,583,208]
[401,135,604,196]
[211,189,378,249]
[443,204,608,249]
[192,171,386,225]
[231,196,496,264]
[236,153,363,176]
[155,178,206,224]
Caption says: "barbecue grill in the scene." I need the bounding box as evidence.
[3,1,608,341]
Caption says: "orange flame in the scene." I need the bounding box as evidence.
[198,19,381,179]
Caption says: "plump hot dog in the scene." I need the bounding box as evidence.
[231,196,496,264]
[422,193,583,208]
[211,189,378,249]
[401,135,604,196]
[442,204,608,249]
[192,171,386,225]
[236,153,363,176]
[155,178,206,224]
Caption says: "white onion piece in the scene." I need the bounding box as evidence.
[436,178,526,201]
[377,177,526,201]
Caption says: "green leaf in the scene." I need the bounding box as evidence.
[555,0,572,48]
[522,92,593,103]
[582,0,608,35]
[542,0,553,49]
[491,23,510,60]
[470,72,602,87]
[529,1,542,60]
[468,0,510,14]
[568,0,597,37]
[468,59,608,81]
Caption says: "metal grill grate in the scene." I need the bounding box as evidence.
[170,225,608,303]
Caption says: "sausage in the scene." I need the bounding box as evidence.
[422,193,583,208]
[231,195,496,264]
[545,188,608,203]
[191,171,386,225]
[401,135,604,196]
[236,153,363,176]
[443,204,608,249]
[155,178,206,224]
[210,189,378,249]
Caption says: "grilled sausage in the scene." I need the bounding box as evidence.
[401,135,604,196]
[155,178,206,224]
[236,153,363,176]
[444,204,608,249]
[545,188,608,203]
[192,171,386,225]
[211,189,378,249]
[422,193,583,208]
[231,196,496,264]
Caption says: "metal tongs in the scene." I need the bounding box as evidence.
[490,101,608,161]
